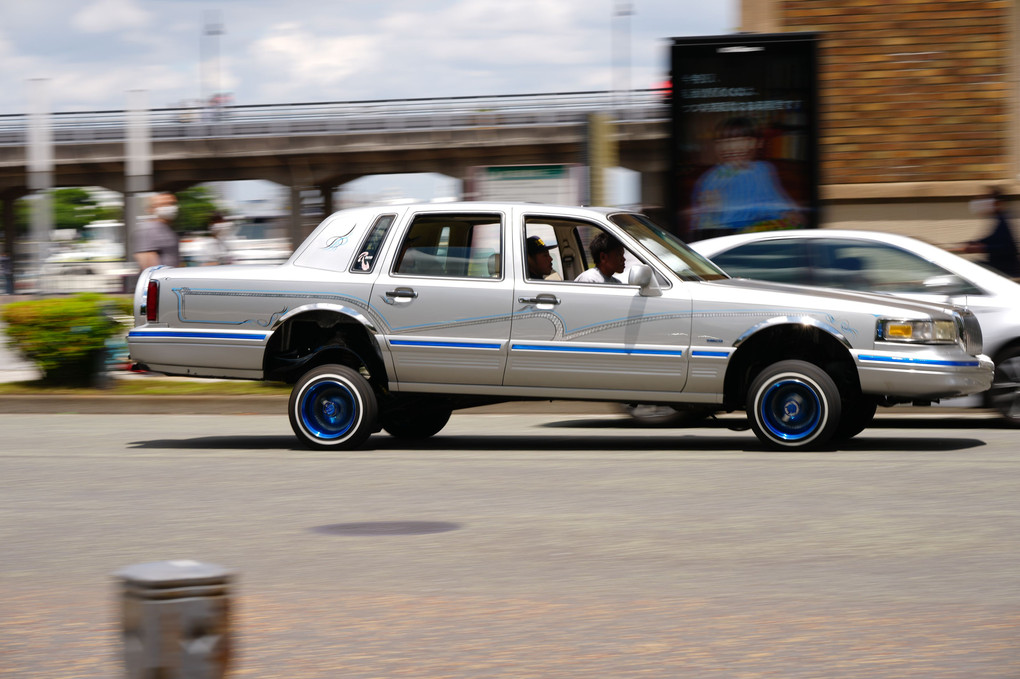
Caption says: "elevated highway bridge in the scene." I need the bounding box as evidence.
[0,90,670,251]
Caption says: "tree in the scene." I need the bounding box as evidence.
[175,185,221,233]
[14,188,106,235]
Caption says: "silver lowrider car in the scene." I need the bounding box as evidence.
[128,203,992,451]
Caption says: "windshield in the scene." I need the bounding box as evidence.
[609,213,729,281]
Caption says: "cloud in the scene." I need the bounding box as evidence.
[72,0,150,34]
[251,22,383,87]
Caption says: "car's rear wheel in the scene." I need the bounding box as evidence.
[747,360,841,450]
[988,346,1020,426]
[289,364,377,450]
[381,403,452,440]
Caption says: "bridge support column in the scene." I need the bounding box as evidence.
[320,184,334,218]
[640,170,666,211]
[288,185,303,251]
[2,193,16,294]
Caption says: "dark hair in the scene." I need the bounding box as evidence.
[590,232,623,267]
[715,116,758,140]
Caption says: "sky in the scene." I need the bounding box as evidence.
[3,0,737,208]
[2,0,737,114]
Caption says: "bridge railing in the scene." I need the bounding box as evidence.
[0,90,667,146]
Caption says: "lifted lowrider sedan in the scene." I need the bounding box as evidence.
[128,203,992,451]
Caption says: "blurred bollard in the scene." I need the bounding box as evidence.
[115,560,234,679]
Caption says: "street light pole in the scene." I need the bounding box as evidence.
[612,2,634,121]
[201,10,224,108]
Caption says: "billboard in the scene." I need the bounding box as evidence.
[669,33,819,241]
[469,164,584,205]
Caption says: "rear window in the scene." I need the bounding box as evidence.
[393,213,503,279]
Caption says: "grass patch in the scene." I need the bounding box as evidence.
[0,376,291,396]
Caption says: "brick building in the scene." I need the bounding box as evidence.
[741,0,1017,244]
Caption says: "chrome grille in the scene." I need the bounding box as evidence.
[957,310,983,356]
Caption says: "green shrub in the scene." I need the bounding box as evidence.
[1,294,133,386]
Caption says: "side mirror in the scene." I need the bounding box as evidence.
[628,264,662,297]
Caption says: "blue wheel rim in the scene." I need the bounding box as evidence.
[300,379,359,440]
[759,378,822,441]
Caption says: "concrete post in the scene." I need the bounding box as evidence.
[320,184,334,218]
[125,90,153,266]
[115,559,234,679]
[2,194,17,294]
[288,185,304,250]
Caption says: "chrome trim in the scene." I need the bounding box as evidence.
[733,315,852,349]
[273,303,379,333]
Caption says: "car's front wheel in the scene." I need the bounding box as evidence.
[988,346,1020,426]
[289,364,378,450]
[747,360,841,450]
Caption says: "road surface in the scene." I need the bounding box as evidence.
[2,411,1018,678]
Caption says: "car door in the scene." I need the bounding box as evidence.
[370,210,513,387]
[503,211,692,394]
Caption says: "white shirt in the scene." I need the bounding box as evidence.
[574,268,622,284]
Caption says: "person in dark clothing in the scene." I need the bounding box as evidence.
[959,187,1020,278]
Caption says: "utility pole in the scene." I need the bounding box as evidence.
[201,10,224,109]
[612,2,634,120]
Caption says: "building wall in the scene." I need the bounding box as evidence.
[741,0,1017,244]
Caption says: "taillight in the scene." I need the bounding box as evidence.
[146,281,159,322]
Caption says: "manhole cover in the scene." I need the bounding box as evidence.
[311,521,461,536]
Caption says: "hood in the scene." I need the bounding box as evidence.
[708,277,961,320]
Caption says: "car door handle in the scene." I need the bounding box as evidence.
[386,289,418,299]
[518,295,561,305]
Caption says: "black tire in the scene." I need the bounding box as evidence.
[382,406,452,440]
[747,360,841,450]
[619,403,713,427]
[834,395,878,441]
[988,346,1020,426]
[288,364,377,450]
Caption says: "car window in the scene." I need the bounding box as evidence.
[393,213,502,279]
[524,215,649,284]
[350,214,396,273]
[707,239,811,284]
[610,213,727,281]
[811,239,981,294]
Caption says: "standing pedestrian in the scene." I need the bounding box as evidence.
[133,192,180,269]
[203,213,234,265]
[957,187,1020,278]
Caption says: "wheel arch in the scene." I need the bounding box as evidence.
[262,303,388,386]
[723,316,858,409]
[984,336,1020,410]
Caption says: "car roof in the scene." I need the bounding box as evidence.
[329,201,628,217]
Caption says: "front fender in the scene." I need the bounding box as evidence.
[733,315,854,350]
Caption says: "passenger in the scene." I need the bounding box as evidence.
[133,192,180,268]
[574,232,625,284]
[525,235,556,279]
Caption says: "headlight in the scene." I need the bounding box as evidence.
[876,319,959,344]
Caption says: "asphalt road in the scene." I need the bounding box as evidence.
[2,411,1019,678]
